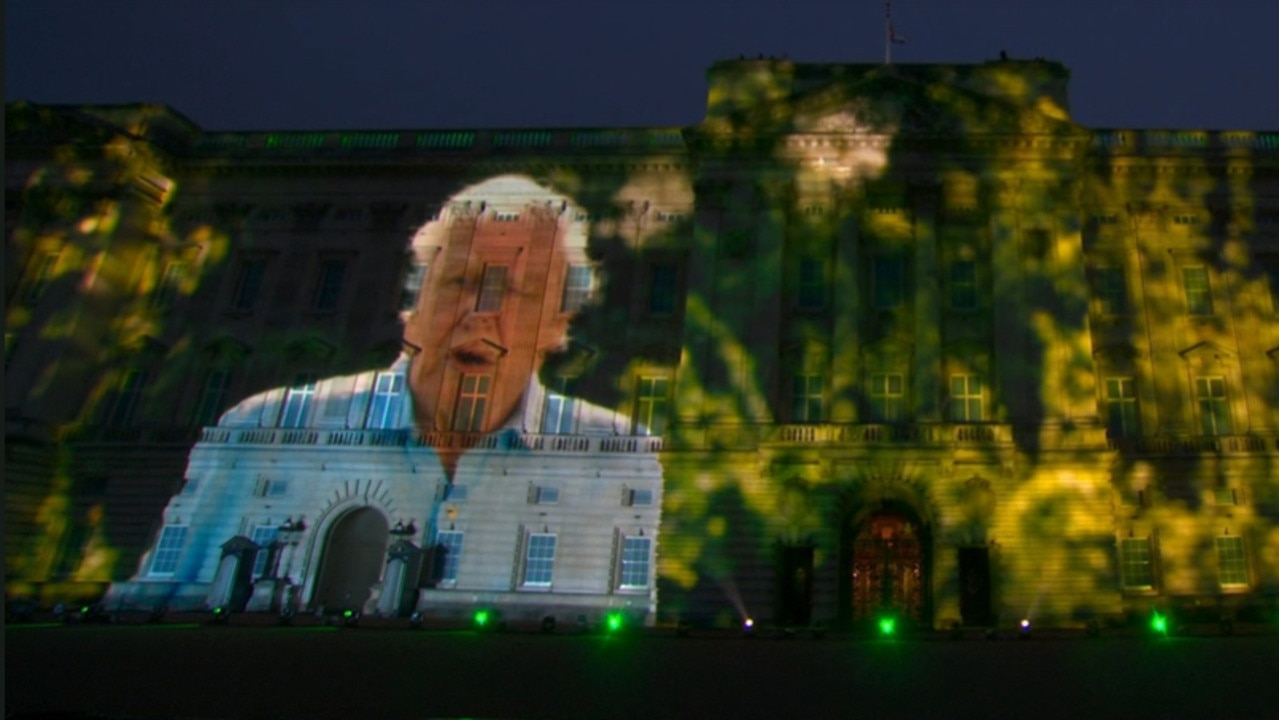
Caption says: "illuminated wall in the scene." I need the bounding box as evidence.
[6,58,1278,628]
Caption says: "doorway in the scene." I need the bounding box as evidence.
[312,507,389,611]
[958,546,992,626]
[779,545,814,626]
[850,511,925,623]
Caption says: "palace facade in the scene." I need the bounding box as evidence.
[6,57,1278,629]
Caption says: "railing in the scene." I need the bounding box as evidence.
[1091,130,1279,152]
[195,427,664,454]
[769,423,1013,446]
[1108,434,1274,455]
[192,127,689,157]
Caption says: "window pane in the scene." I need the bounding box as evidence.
[950,260,977,310]
[1094,266,1127,315]
[280,375,317,428]
[149,525,188,576]
[435,531,464,583]
[232,260,265,311]
[453,374,491,431]
[869,373,904,422]
[873,257,904,308]
[1120,537,1153,589]
[791,374,824,423]
[1215,536,1248,587]
[476,265,508,312]
[541,377,576,434]
[620,536,652,588]
[798,258,825,310]
[1195,376,1232,435]
[313,259,347,311]
[107,370,149,427]
[634,376,668,436]
[366,372,405,429]
[194,371,233,427]
[561,265,593,312]
[400,262,428,312]
[151,261,188,310]
[1103,377,1139,437]
[1183,267,1212,315]
[250,526,279,578]
[949,374,983,422]
[649,263,678,314]
[523,534,557,586]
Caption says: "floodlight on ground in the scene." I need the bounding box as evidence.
[1018,619,1032,639]
[541,616,557,634]
[278,607,294,626]
[342,609,360,628]
[474,609,497,630]
[877,616,896,637]
[210,606,229,625]
[605,612,624,633]
[742,617,756,637]
[408,611,423,630]
[1150,611,1169,637]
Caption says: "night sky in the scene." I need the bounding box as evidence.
[6,0,1278,132]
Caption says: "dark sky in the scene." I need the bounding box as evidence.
[6,0,1278,132]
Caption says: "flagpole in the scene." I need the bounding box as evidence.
[885,0,892,64]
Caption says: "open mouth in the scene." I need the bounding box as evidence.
[451,348,494,369]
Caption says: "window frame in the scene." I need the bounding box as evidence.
[790,373,825,424]
[797,257,826,311]
[1182,266,1213,316]
[1119,536,1155,591]
[148,524,188,577]
[541,376,578,435]
[1103,377,1140,438]
[560,264,594,313]
[452,374,492,432]
[311,257,348,313]
[872,255,906,309]
[1215,535,1249,588]
[434,530,464,585]
[868,373,905,423]
[475,264,509,313]
[949,374,984,423]
[1092,266,1128,316]
[279,374,318,429]
[365,371,405,430]
[249,525,279,579]
[948,259,978,311]
[521,532,557,588]
[1194,376,1233,436]
[618,535,653,590]
[230,257,267,312]
[632,376,669,436]
[193,370,234,428]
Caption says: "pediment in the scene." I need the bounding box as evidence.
[1178,341,1234,361]
[715,71,1081,138]
[286,336,336,363]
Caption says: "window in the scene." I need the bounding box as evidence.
[434,530,464,584]
[648,263,678,314]
[1103,377,1140,438]
[280,375,317,428]
[148,525,188,576]
[618,536,653,589]
[106,370,149,427]
[452,374,491,432]
[256,479,288,498]
[561,265,594,313]
[1093,266,1128,315]
[949,374,984,423]
[791,374,824,423]
[869,373,905,422]
[193,371,233,427]
[475,264,508,312]
[231,258,266,311]
[312,259,347,312]
[1182,266,1213,316]
[873,256,905,309]
[150,261,188,310]
[1195,376,1232,435]
[400,261,428,312]
[249,525,279,578]
[633,376,669,436]
[949,260,977,311]
[1215,536,1248,587]
[23,251,61,303]
[494,211,520,222]
[797,258,825,310]
[626,488,654,507]
[533,486,560,505]
[541,376,577,434]
[366,372,405,429]
[1119,537,1154,590]
[442,484,468,502]
[522,533,557,586]
[1214,487,1238,506]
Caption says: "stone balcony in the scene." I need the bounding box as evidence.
[1106,434,1277,456]
[196,427,664,455]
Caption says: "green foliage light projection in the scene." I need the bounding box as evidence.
[4,58,1278,628]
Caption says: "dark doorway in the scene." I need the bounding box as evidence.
[850,512,924,623]
[779,545,814,626]
[313,508,389,611]
[958,546,992,626]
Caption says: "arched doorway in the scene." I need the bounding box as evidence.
[313,507,389,611]
[847,508,928,625]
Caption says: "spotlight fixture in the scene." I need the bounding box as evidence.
[408,611,423,630]
[210,606,229,625]
[742,617,756,637]
[1150,611,1169,637]
[1018,619,1032,639]
[342,609,360,628]
[278,606,295,626]
[877,616,896,637]
[605,612,624,633]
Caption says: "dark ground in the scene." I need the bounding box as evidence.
[6,616,1278,720]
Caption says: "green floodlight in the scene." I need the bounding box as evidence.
[605,612,624,633]
[474,609,491,628]
[878,616,897,637]
[1151,611,1169,636]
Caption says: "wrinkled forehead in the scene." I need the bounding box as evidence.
[409,174,589,253]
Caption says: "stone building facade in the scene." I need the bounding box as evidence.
[6,57,1278,629]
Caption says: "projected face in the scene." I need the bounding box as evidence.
[405,179,581,435]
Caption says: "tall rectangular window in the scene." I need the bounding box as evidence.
[797,258,826,310]
[106,370,149,427]
[522,533,557,587]
[231,258,266,311]
[1215,536,1248,587]
[949,374,984,423]
[791,374,824,423]
[1119,537,1154,590]
[1195,376,1232,435]
[24,251,61,304]
[633,376,669,436]
[250,525,279,578]
[400,261,428,312]
[949,260,977,311]
[434,530,464,584]
[1093,266,1128,315]
[475,264,508,312]
[619,536,653,589]
[1103,377,1139,438]
[869,373,905,422]
[561,264,594,313]
[648,263,678,314]
[1182,266,1213,316]
[365,372,405,429]
[148,525,188,576]
[541,376,577,434]
[873,256,905,309]
[452,374,491,432]
[150,261,188,310]
[312,259,347,312]
[193,371,233,427]
[279,374,318,428]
